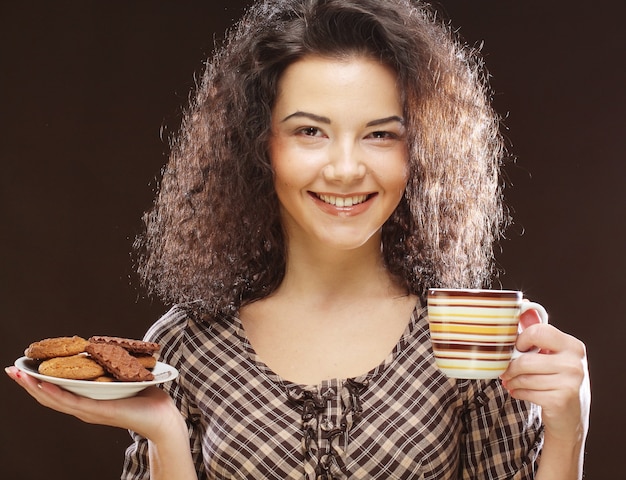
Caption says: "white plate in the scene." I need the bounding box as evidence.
[14,356,179,400]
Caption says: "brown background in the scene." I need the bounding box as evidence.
[1,1,624,478]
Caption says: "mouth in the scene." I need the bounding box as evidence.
[313,193,374,208]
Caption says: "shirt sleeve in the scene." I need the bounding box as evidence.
[458,378,544,480]
[121,306,208,480]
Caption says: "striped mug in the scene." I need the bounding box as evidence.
[427,289,548,379]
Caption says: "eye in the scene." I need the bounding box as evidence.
[367,131,398,140]
[296,126,324,137]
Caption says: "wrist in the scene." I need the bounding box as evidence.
[536,430,586,480]
[145,402,197,480]
[148,400,189,446]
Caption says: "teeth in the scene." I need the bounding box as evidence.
[318,194,368,207]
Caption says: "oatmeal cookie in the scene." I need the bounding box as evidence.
[25,336,89,360]
[38,354,106,380]
[133,354,158,369]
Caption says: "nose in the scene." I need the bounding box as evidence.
[323,140,367,183]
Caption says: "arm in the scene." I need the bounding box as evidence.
[500,311,591,480]
[5,368,198,480]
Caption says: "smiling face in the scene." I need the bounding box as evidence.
[269,55,409,253]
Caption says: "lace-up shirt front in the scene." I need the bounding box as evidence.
[122,300,543,479]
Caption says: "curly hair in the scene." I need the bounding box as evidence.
[134,0,509,317]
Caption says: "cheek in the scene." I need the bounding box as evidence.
[271,161,299,193]
[270,139,323,192]
[267,134,281,173]
[400,164,410,191]
[270,153,306,202]
[384,159,410,209]
[269,137,292,188]
[381,153,410,193]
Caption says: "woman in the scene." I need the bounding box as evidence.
[6,0,590,479]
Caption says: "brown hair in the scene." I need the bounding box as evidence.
[135,0,508,317]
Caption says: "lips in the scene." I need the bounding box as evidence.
[315,193,371,207]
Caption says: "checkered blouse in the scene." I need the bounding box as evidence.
[122,300,543,479]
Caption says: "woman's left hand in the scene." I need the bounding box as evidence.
[500,310,591,444]
[5,365,180,442]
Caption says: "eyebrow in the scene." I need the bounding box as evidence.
[365,115,405,127]
[281,111,405,127]
[281,111,331,124]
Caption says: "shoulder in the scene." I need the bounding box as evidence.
[144,305,192,345]
[143,303,231,367]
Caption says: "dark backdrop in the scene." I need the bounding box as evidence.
[2,1,624,478]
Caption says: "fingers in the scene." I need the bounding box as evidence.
[499,326,590,440]
[501,353,585,401]
[502,324,587,388]
[6,366,180,440]
[6,365,45,396]
[6,366,92,419]
[514,322,583,357]
[6,365,125,427]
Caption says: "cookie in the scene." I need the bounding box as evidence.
[38,354,106,380]
[133,354,157,369]
[88,336,160,355]
[25,336,90,360]
[86,343,154,382]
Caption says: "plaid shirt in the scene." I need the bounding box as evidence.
[122,300,543,479]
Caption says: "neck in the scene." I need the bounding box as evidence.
[275,233,404,307]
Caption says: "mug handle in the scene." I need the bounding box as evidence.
[511,301,549,359]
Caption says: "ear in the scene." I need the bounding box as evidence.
[519,308,542,331]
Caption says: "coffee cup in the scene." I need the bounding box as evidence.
[427,288,548,379]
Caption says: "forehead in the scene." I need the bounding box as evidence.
[273,55,403,118]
